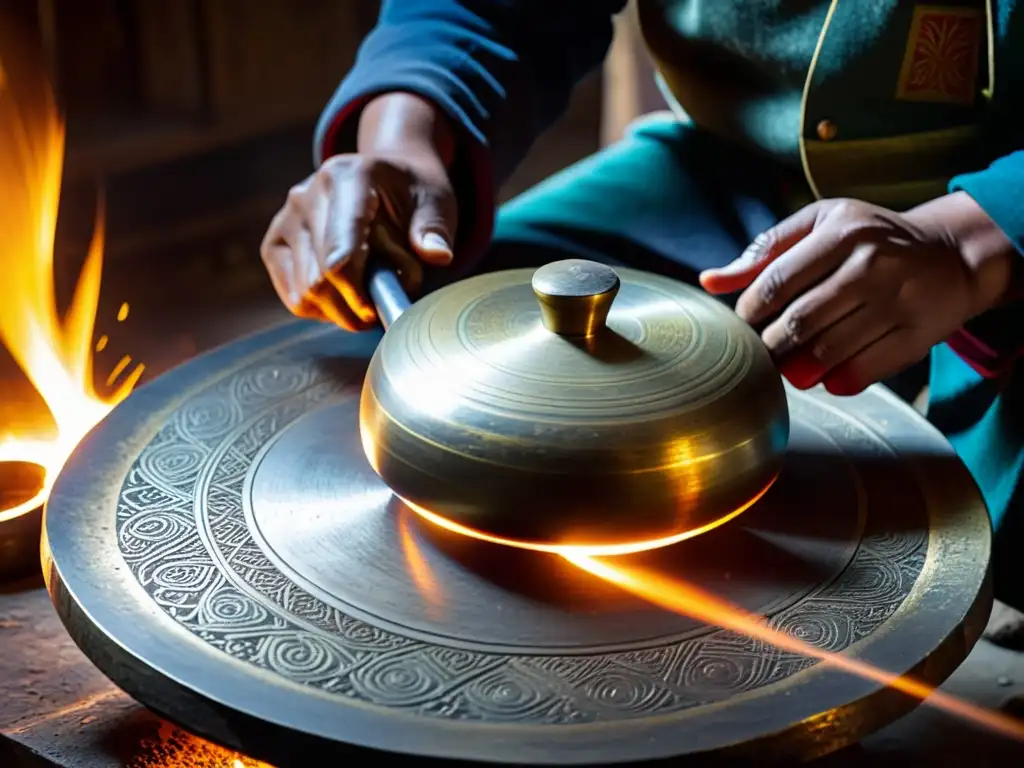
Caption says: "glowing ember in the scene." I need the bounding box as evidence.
[398,507,444,619]
[0,41,143,523]
[403,481,771,557]
[407,499,1024,743]
[566,553,1024,743]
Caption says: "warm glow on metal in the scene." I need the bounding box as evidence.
[403,480,770,557]
[565,553,1024,743]
[398,507,445,619]
[0,47,143,522]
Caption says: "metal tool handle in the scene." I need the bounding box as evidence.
[366,263,412,331]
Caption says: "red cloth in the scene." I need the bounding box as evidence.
[947,327,1022,378]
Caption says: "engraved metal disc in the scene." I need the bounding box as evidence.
[42,321,992,765]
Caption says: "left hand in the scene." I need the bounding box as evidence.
[699,194,1017,395]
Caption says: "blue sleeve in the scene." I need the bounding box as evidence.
[950,150,1024,257]
[947,150,1024,370]
[313,0,625,186]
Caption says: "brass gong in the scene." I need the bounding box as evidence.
[41,320,992,766]
[360,260,790,547]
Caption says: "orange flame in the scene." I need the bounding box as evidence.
[566,553,1024,743]
[406,502,1024,744]
[403,482,768,557]
[0,41,143,522]
[398,507,445,620]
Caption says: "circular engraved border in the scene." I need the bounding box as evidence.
[43,322,993,765]
[114,332,923,724]
[240,405,867,657]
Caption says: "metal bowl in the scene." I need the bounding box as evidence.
[360,259,789,548]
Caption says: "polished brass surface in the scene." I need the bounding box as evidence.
[360,261,790,546]
[531,259,620,337]
[41,321,993,765]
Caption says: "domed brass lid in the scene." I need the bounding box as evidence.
[359,259,789,550]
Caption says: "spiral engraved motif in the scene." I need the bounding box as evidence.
[351,652,449,707]
[333,614,415,653]
[682,652,750,691]
[151,562,214,592]
[175,393,243,442]
[424,647,486,677]
[840,557,907,604]
[584,670,668,713]
[235,364,312,403]
[139,442,206,485]
[118,511,191,555]
[771,610,852,654]
[114,340,930,725]
[462,667,557,719]
[866,530,928,561]
[199,586,271,629]
[261,633,346,682]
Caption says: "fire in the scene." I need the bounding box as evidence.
[407,504,1024,744]
[566,553,1024,743]
[0,42,143,522]
[398,507,445,619]
[403,481,769,557]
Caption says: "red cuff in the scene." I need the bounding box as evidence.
[318,97,494,267]
[944,276,1024,378]
[945,328,1021,378]
[319,96,373,164]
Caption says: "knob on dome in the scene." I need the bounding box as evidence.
[531,259,620,337]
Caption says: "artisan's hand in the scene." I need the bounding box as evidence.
[699,194,1017,395]
[260,93,458,331]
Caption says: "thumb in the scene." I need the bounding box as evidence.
[409,189,457,267]
[699,202,824,295]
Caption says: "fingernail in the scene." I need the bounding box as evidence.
[699,258,746,286]
[420,231,451,254]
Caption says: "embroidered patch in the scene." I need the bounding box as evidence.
[896,5,983,106]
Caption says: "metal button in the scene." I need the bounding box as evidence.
[532,259,620,337]
[816,119,838,142]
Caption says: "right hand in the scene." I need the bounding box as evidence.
[260,94,458,331]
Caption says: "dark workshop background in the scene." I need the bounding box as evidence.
[0,0,662,418]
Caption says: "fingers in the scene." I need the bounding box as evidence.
[777,350,829,390]
[305,288,364,332]
[259,153,458,331]
[261,203,323,318]
[777,315,919,397]
[777,305,895,390]
[260,160,389,330]
[805,305,895,371]
[760,290,862,359]
[735,227,855,324]
[318,164,379,325]
[822,328,925,396]
[759,253,877,357]
[699,202,824,295]
[260,235,302,310]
